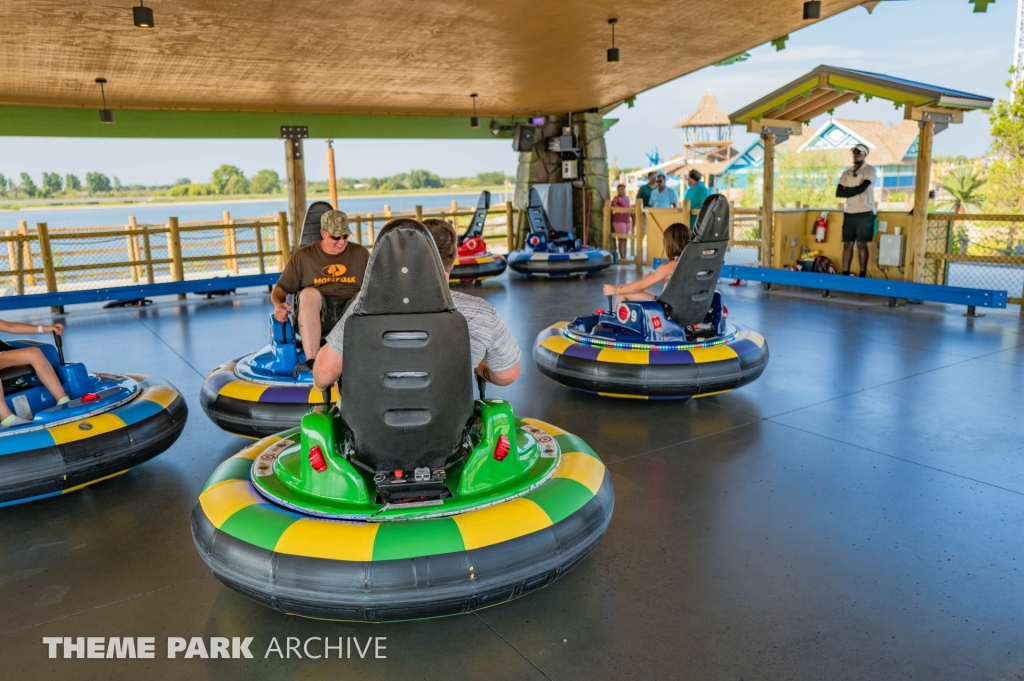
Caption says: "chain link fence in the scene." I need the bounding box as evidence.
[725,208,761,267]
[925,213,1024,305]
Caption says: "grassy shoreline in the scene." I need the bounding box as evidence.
[0,186,512,213]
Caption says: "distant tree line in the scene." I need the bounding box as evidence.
[309,170,511,193]
[0,167,509,201]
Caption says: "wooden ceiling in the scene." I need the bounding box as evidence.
[0,0,866,116]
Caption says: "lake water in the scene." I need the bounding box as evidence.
[0,191,508,230]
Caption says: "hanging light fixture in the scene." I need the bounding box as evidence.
[607,19,620,62]
[95,78,114,124]
[133,1,154,28]
[470,94,479,128]
[803,1,821,19]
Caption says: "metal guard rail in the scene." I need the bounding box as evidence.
[0,274,279,312]
[721,265,1008,314]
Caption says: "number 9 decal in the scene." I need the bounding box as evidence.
[630,310,637,322]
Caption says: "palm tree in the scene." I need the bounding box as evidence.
[937,165,986,256]
[937,165,985,214]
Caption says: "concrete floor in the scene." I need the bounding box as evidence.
[2,270,1023,680]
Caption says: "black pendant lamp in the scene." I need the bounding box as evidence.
[607,19,620,62]
[96,78,114,124]
[470,94,479,129]
[133,1,154,28]
[803,1,821,19]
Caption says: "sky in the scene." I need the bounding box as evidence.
[0,0,1016,187]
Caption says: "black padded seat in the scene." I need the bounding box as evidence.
[340,219,473,475]
[0,365,36,394]
[298,201,335,248]
[526,187,572,243]
[656,195,731,327]
[459,191,491,241]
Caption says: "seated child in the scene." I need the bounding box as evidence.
[0,320,68,428]
[603,222,690,306]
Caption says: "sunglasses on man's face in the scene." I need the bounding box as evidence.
[323,232,349,241]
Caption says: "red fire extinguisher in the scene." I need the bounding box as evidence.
[814,212,828,243]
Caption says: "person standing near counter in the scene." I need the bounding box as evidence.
[835,144,877,277]
[683,169,712,228]
[648,172,678,208]
[636,171,656,209]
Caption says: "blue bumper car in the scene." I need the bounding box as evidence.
[201,317,337,439]
[201,201,339,439]
[0,336,187,506]
[533,195,769,399]
[508,188,612,278]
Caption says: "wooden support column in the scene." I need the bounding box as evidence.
[285,137,306,247]
[326,139,338,209]
[761,133,776,268]
[908,120,935,283]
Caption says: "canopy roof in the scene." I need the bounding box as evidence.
[676,92,731,128]
[729,65,993,125]
[0,0,866,138]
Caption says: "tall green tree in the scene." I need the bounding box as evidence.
[225,174,251,194]
[41,172,63,197]
[210,165,245,194]
[986,68,1024,215]
[85,172,112,194]
[19,172,37,198]
[251,169,280,194]
[0,173,8,198]
[65,173,82,191]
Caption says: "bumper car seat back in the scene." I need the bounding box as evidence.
[656,195,731,327]
[297,200,335,248]
[459,190,491,242]
[341,219,474,477]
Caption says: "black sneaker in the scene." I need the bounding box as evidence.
[293,359,314,378]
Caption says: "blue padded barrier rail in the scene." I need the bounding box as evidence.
[0,274,279,311]
[720,266,1008,309]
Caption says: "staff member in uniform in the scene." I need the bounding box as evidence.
[683,169,712,228]
[271,209,370,375]
[835,144,876,277]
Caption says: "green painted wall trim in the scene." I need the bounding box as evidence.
[0,105,618,139]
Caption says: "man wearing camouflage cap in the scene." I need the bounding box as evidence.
[271,209,370,375]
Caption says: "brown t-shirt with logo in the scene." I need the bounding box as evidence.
[275,241,370,302]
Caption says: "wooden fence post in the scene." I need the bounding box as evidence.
[415,205,423,221]
[384,205,391,219]
[140,222,154,284]
[254,222,266,275]
[19,221,35,287]
[634,199,644,274]
[355,216,363,245]
[126,217,140,283]
[5,231,19,294]
[167,217,185,299]
[223,211,239,274]
[451,199,459,231]
[506,202,514,254]
[36,222,58,305]
[275,211,291,269]
[368,216,376,245]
